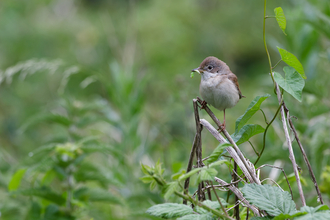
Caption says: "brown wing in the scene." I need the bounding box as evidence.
[227,73,245,99]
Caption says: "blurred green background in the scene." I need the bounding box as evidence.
[0,0,330,219]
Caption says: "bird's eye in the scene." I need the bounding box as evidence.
[207,65,213,70]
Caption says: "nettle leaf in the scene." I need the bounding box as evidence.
[274,211,307,220]
[204,143,232,165]
[178,213,215,220]
[274,7,286,35]
[146,203,193,219]
[197,168,218,182]
[277,47,306,79]
[232,124,265,145]
[274,67,305,102]
[235,94,270,132]
[8,168,26,191]
[164,182,179,200]
[241,184,296,216]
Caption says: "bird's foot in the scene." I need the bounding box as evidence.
[200,100,207,109]
[217,123,226,133]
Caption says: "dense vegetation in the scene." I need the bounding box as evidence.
[0,0,329,219]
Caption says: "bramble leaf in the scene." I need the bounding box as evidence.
[146,203,193,218]
[232,124,265,145]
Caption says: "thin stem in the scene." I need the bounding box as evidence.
[254,100,283,165]
[248,141,259,157]
[272,59,282,70]
[260,109,269,124]
[263,0,274,83]
[175,191,235,220]
[210,182,230,218]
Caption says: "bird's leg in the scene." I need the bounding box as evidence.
[217,109,226,132]
[200,100,208,109]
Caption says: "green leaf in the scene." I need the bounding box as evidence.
[178,168,202,182]
[164,182,179,200]
[26,202,41,220]
[11,187,66,205]
[274,67,305,102]
[8,168,26,191]
[74,187,123,205]
[235,94,270,132]
[171,169,186,180]
[146,203,194,219]
[250,217,272,220]
[294,211,330,220]
[232,124,265,145]
[209,160,232,169]
[198,168,218,182]
[140,176,154,183]
[195,200,228,214]
[274,7,286,35]
[178,213,215,220]
[204,143,231,165]
[241,184,296,216]
[274,211,307,220]
[277,47,306,79]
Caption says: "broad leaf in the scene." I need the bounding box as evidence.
[198,168,218,182]
[195,200,228,214]
[277,47,306,79]
[204,143,231,165]
[164,182,179,200]
[11,187,65,205]
[171,169,186,180]
[294,205,330,220]
[178,213,215,220]
[250,217,272,220]
[241,184,296,216]
[274,67,305,102]
[274,211,307,220]
[232,124,265,145]
[178,168,202,182]
[235,94,270,132]
[74,187,123,204]
[274,7,286,35]
[8,168,26,191]
[146,203,193,219]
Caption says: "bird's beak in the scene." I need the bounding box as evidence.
[192,67,203,74]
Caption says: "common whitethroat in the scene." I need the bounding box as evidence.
[192,56,244,131]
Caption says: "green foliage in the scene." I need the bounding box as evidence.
[235,94,270,132]
[232,124,265,145]
[277,47,306,79]
[146,203,194,219]
[203,143,231,165]
[241,184,296,216]
[273,67,305,102]
[8,168,26,191]
[274,7,287,35]
[178,213,215,220]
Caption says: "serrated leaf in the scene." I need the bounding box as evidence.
[294,211,330,220]
[235,94,270,132]
[274,67,305,102]
[198,168,218,182]
[178,213,215,220]
[274,211,307,220]
[171,169,186,180]
[300,205,330,213]
[277,47,306,79]
[11,187,65,205]
[164,182,179,200]
[204,143,231,165]
[241,184,296,216]
[232,124,265,145]
[140,176,154,183]
[195,200,228,214]
[250,217,272,220]
[274,7,286,35]
[146,203,194,219]
[8,168,26,191]
[178,168,202,182]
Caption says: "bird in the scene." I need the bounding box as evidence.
[192,56,244,131]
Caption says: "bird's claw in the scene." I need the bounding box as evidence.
[200,100,207,109]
